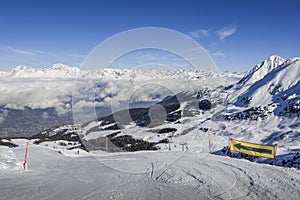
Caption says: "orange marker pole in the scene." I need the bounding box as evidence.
[23,141,29,170]
[208,129,211,153]
[227,138,231,157]
[274,144,277,166]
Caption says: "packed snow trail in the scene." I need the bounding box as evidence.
[1,145,300,200]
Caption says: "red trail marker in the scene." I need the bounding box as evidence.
[23,141,29,170]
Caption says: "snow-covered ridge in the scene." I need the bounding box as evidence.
[234,55,285,90]
[235,55,300,90]
[0,63,243,80]
[229,56,300,104]
[2,63,80,78]
[227,55,300,119]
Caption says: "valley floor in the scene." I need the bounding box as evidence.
[1,142,300,200]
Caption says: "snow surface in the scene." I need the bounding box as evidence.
[1,57,300,199]
[80,104,300,169]
[0,140,300,200]
[229,56,300,108]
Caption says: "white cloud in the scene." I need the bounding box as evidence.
[188,29,210,38]
[212,51,226,58]
[0,78,74,115]
[7,46,36,56]
[216,25,237,40]
[5,46,61,58]
[0,69,235,118]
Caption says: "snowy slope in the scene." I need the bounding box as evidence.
[1,56,300,199]
[0,142,300,200]
[228,55,284,104]
[72,56,300,170]
[229,56,300,117]
[236,55,285,87]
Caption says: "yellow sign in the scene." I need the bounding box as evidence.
[230,139,276,159]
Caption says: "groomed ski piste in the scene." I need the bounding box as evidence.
[1,136,300,200]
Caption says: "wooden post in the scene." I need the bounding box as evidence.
[23,141,29,170]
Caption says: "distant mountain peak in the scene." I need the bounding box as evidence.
[50,63,74,69]
[259,55,285,71]
[10,65,35,77]
[252,55,285,75]
[12,65,34,71]
[268,54,285,62]
[7,63,80,78]
[236,55,286,88]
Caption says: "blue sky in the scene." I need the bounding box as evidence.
[0,0,299,72]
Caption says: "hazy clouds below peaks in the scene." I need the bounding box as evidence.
[0,72,241,116]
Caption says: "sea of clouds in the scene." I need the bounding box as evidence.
[0,70,242,120]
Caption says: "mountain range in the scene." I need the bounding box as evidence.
[0,55,299,169]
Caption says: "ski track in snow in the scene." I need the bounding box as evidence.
[1,144,300,200]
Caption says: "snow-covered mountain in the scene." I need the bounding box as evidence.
[229,55,285,102]
[228,55,300,117]
[236,55,285,87]
[6,63,80,78]
[44,63,80,78]
[1,55,300,170]
[9,65,36,77]
[1,63,243,82]
[60,55,300,169]
[1,55,300,200]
